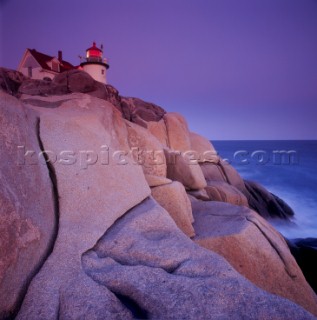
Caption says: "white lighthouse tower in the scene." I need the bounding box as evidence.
[80,42,109,84]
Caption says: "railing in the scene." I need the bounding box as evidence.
[87,56,103,63]
[79,56,109,65]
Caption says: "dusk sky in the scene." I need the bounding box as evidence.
[1,0,317,140]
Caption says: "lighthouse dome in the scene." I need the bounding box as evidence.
[86,42,103,61]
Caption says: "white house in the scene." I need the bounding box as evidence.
[18,49,74,80]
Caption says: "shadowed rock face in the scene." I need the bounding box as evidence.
[5,68,166,126]
[53,69,95,93]
[121,97,166,125]
[287,238,317,294]
[0,68,27,95]
[244,180,294,220]
[19,78,68,96]
[83,197,316,320]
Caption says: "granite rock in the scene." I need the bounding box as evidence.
[205,180,249,206]
[151,181,195,237]
[147,119,169,147]
[244,180,295,219]
[83,197,316,320]
[16,93,150,319]
[192,200,317,316]
[121,97,166,123]
[126,120,166,177]
[1,67,314,319]
[219,159,247,192]
[165,149,207,190]
[145,174,172,187]
[189,131,219,163]
[187,188,210,201]
[200,161,227,181]
[18,78,67,96]
[53,69,95,93]
[0,92,56,318]
[164,112,191,151]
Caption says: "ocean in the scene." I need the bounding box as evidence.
[212,140,317,239]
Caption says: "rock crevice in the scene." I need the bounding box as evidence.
[11,118,62,319]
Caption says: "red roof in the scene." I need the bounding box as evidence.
[28,49,74,72]
[86,42,102,53]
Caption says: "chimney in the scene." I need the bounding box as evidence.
[58,50,63,62]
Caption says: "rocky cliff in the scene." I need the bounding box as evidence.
[1,68,317,319]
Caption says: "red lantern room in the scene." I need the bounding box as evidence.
[86,42,103,61]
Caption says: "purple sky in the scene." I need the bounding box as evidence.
[1,0,317,140]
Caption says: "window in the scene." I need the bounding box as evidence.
[101,69,105,75]
[52,61,60,72]
[28,67,32,78]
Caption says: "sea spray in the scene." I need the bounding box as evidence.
[213,140,317,239]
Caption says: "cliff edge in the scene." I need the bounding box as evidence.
[1,68,316,319]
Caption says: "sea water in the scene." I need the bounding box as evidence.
[212,140,317,239]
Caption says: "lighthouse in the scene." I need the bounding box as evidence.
[80,42,109,84]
